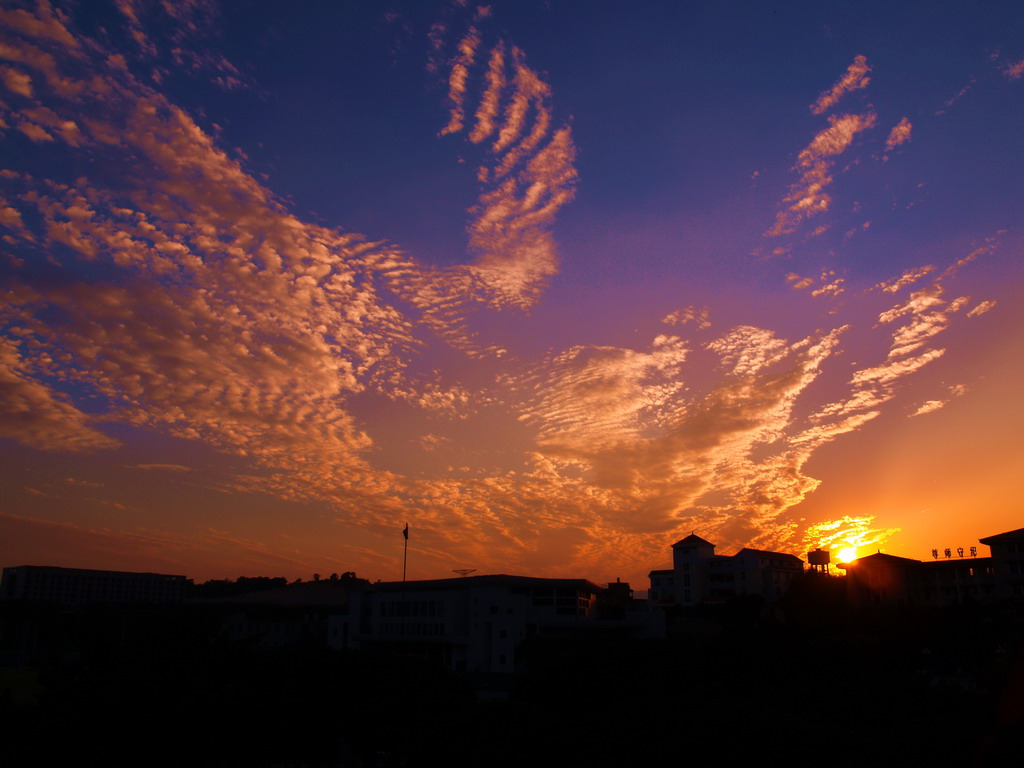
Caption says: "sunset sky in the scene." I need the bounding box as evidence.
[1,0,1021,586]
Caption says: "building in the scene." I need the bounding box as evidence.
[840,552,934,605]
[648,534,804,608]
[979,527,1024,600]
[648,569,674,606]
[0,565,187,604]
[329,574,602,675]
[210,574,371,649]
[841,526,1024,606]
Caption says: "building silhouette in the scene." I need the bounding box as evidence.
[840,526,1024,605]
[648,533,803,607]
[328,574,603,675]
[0,565,186,604]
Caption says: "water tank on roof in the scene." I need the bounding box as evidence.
[807,548,831,573]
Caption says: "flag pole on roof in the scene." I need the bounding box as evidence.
[402,522,409,583]
[401,522,409,651]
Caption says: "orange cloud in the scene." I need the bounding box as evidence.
[801,515,900,559]
[433,33,578,307]
[662,305,711,329]
[910,382,969,418]
[0,1,79,50]
[0,64,32,96]
[767,112,877,236]
[967,299,997,317]
[468,42,505,144]
[439,26,481,136]
[0,338,120,452]
[874,265,935,293]
[0,1,1008,583]
[811,55,871,115]
[800,253,988,462]
[885,117,913,151]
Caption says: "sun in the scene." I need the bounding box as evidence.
[837,546,858,563]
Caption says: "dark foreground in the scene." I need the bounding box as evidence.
[1,595,1021,767]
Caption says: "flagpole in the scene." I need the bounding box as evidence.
[401,522,408,652]
[402,522,409,583]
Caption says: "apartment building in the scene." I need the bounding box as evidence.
[649,534,803,607]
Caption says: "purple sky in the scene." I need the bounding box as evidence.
[1,0,1022,584]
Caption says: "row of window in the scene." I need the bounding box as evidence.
[377,622,446,636]
[379,599,445,618]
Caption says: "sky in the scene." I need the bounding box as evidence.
[1,0,1021,585]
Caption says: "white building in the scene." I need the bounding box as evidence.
[329,574,602,675]
[649,534,803,607]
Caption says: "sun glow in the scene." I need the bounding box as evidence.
[802,515,900,566]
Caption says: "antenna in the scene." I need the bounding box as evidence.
[452,568,477,578]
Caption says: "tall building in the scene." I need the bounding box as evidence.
[649,534,803,607]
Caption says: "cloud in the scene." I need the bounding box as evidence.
[885,117,912,151]
[431,28,578,307]
[802,262,980,452]
[938,238,998,281]
[786,270,845,298]
[0,2,1004,580]
[910,383,968,417]
[0,10,426,482]
[1003,58,1024,80]
[1,64,32,96]
[439,26,481,136]
[467,125,577,304]
[386,376,483,418]
[0,338,120,452]
[0,1,79,50]
[662,305,711,329]
[0,1,578,577]
[786,273,814,291]
[967,299,996,317]
[910,399,944,417]
[128,463,192,472]
[766,112,877,236]
[874,265,935,293]
[811,277,845,298]
[468,42,505,144]
[505,324,851,547]
[800,515,900,559]
[0,196,30,237]
[936,79,975,115]
[17,119,54,142]
[878,285,969,359]
[418,434,452,452]
[811,55,871,115]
